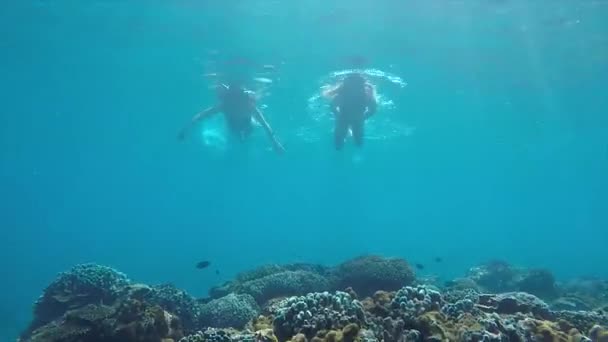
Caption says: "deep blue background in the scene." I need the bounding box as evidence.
[1,1,607,340]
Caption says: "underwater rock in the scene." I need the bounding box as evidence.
[551,296,594,311]
[443,277,481,292]
[518,268,558,299]
[466,260,520,293]
[25,263,130,336]
[271,291,366,341]
[334,256,414,297]
[209,282,233,299]
[561,278,608,309]
[236,264,288,284]
[390,285,443,322]
[478,292,552,319]
[200,293,260,328]
[145,283,203,333]
[236,270,331,304]
[589,325,608,342]
[554,310,608,335]
[209,264,333,300]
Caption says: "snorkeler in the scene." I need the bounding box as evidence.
[178,82,285,154]
[323,73,378,150]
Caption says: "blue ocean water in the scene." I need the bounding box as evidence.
[1,0,607,340]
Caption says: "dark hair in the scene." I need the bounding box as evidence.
[343,73,366,86]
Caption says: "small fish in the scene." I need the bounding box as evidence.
[434,257,442,263]
[215,269,220,275]
[196,261,211,269]
[415,263,425,270]
[262,64,276,71]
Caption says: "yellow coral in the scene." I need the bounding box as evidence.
[417,312,484,341]
[325,330,341,342]
[255,328,278,342]
[345,287,359,300]
[522,319,579,342]
[341,324,360,342]
[252,315,273,332]
[291,333,307,342]
[372,291,393,306]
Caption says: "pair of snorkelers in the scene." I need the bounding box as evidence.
[178,72,378,152]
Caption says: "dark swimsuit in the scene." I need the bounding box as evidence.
[221,91,254,138]
[334,86,368,148]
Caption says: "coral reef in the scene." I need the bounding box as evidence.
[178,327,276,342]
[200,293,260,328]
[21,296,182,342]
[466,260,519,293]
[25,263,130,335]
[237,271,332,304]
[178,328,235,342]
[478,292,552,319]
[209,264,333,301]
[441,296,479,318]
[18,258,608,342]
[553,310,608,334]
[270,291,366,340]
[465,262,562,301]
[333,256,414,297]
[390,285,443,322]
[560,278,608,311]
[518,268,558,299]
[589,325,608,342]
[145,283,203,333]
[551,296,594,311]
[415,311,486,341]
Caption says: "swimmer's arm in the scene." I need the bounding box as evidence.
[322,84,341,99]
[178,105,221,140]
[330,98,340,115]
[366,97,377,117]
[253,107,285,153]
[253,107,276,138]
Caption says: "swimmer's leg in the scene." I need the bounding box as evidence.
[334,118,349,150]
[351,118,364,147]
[232,122,252,143]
